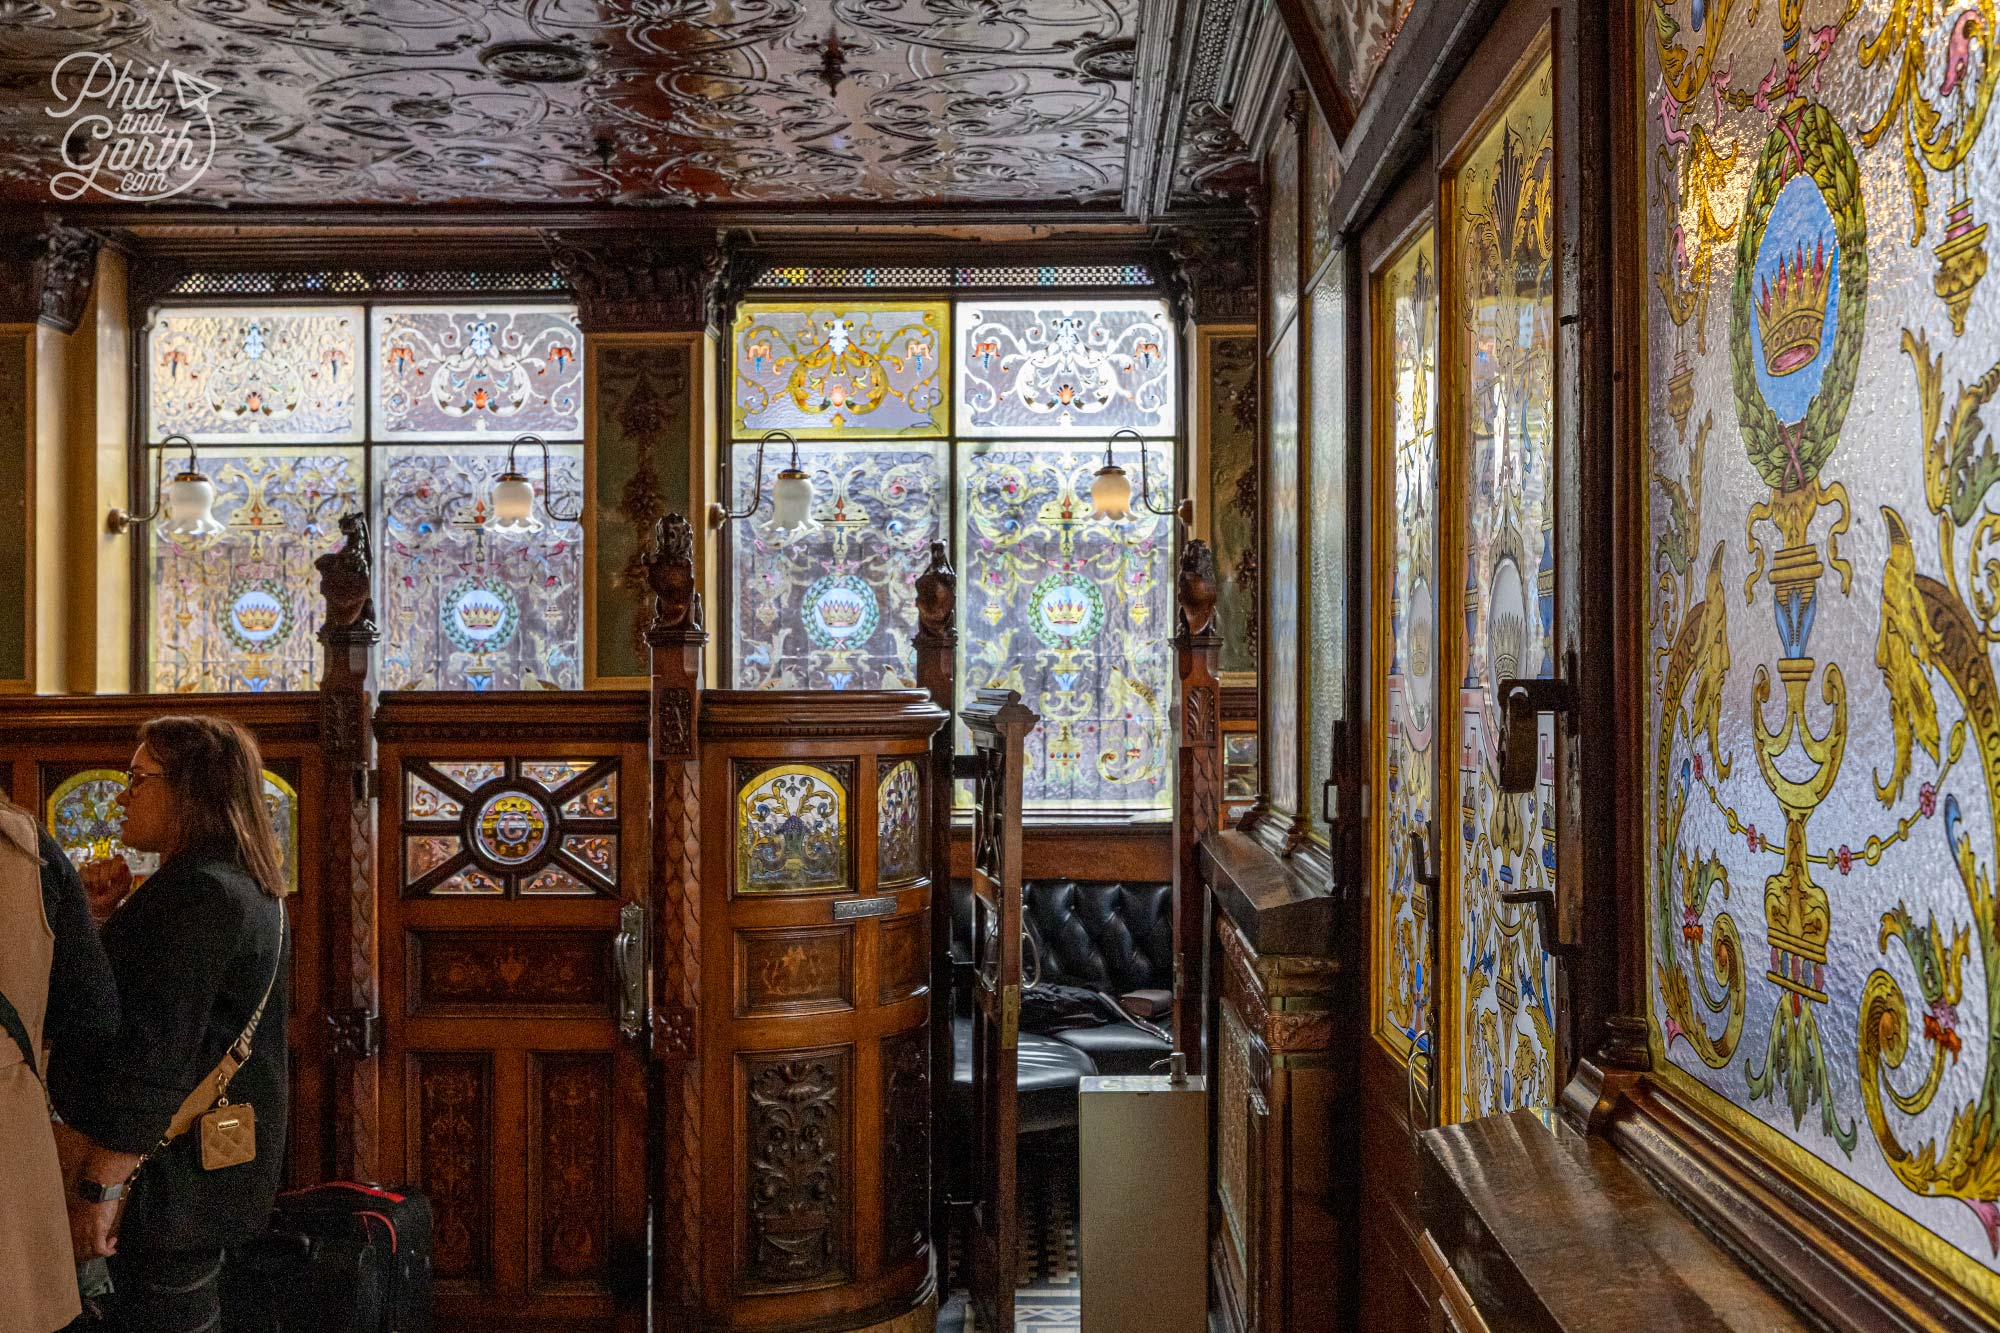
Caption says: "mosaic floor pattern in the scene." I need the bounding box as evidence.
[939,1165,1081,1332]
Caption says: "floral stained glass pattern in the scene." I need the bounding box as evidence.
[1375,229,1437,1062]
[957,300,1175,436]
[1265,325,1302,819]
[960,443,1173,812]
[378,446,583,691]
[400,757,617,897]
[148,307,363,444]
[736,762,851,894]
[1307,258,1349,846]
[877,760,924,886]
[47,768,298,895]
[727,441,944,691]
[149,449,361,693]
[1454,62,1558,1122]
[1645,0,2000,1302]
[371,305,583,440]
[733,303,948,438]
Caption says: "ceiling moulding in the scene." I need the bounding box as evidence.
[1159,0,1264,213]
[540,229,734,335]
[1233,0,1301,165]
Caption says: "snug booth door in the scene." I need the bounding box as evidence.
[372,695,651,1333]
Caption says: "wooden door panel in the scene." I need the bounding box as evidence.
[376,738,648,1332]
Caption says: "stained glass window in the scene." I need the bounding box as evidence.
[877,760,924,885]
[736,761,852,894]
[733,303,949,438]
[958,300,1175,437]
[1307,258,1349,845]
[142,299,587,694]
[47,767,300,894]
[1264,325,1302,819]
[148,306,364,444]
[149,449,362,693]
[726,440,944,690]
[960,441,1174,813]
[399,756,617,897]
[728,295,1179,817]
[370,306,583,440]
[378,445,583,691]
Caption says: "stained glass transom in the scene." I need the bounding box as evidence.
[960,443,1173,812]
[958,300,1175,436]
[1375,229,1437,1063]
[400,757,617,897]
[149,449,361,693]
[148,307,363,444]
[1454,61,1559,1122]
[371,306,583,440]
[733,303,948,438]
[736,762,850,894]
[1644,0,2000,1304]
[378,446,583,691]
[727,441,944,690]
[877,760,925,885]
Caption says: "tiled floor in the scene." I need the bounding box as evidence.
[938,1161,1081,1332]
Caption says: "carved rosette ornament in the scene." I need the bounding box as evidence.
[542,229,729,334]
[0,222,101,334]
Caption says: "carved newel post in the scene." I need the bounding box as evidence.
[913,539,958,1284]
[643,513,706,1324]
[315,513,381,1180]
[1172,539,1223,1058]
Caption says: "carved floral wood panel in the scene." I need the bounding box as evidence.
[0,0,1143,207]
[1645,0,2000,1308]
[592,341,692,682]
[880,1027,930,1263]
[1453,57,1559,1123]
[742,1050,848,1291]
[1374,228,1436,1062]
[413,930,612,1012]
[536,1054,614,1289]
[417,1053,492,1286]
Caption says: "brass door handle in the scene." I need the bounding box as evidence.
[614,902,647,1045]
[1495,675,1570,794]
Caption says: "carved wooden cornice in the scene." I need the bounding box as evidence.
[1158,221,1259,325]
[541,228,729,334]
[0,221,101,333]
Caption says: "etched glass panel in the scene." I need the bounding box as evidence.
[437,866,504,896]
[407,835,462,882]
[727,440,944,690]
[371,305,582,440]
[147,306,363,444]
[1308,257,1349,845]
[733,302,948,438]
[1224,733,1260,804]
[877,759,924,885]
[378,446,583,691]
[521,761,593,791]
[523,865,591,896]
[1374,228,1437,1063]
[958,441,1173,813]
[434,762,505,792]
[736,762,850,894]
[473,790,552,866]
[562,833,616,880]
[1645,2,2000,1303]
[1268,128,1301,337]
[148,449,361,693]
[406,772,464,821]
[559,772,618,820]
[1265,325,1302,818]
[1454,60,1558,1121]
[957,299,1175,436]
[1207,335,1261,677]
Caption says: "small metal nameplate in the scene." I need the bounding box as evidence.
[833,896,896,921]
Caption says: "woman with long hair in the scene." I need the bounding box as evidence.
[52,716,290,1333]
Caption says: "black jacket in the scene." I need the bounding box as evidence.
[34,826,120,1123]
[52,846,290,1251]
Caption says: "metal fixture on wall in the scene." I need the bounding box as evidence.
[1090,427,1193,524]
[108,433,223,537]
[709,429,817,541]
[491,433,582,536]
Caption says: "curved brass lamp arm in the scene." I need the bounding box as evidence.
[707,430,800,528]
[507,433,582,524]
[108,434,198,534]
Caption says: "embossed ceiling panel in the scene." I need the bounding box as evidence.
[0,0,1145,209]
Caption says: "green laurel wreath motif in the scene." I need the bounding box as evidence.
[1730,102,1870,493]
[221,578,292,656]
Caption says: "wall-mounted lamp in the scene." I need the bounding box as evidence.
[108,433,224,537]
[708,430,817,539]
[491,433,582,536]
[1089,427,1193,524]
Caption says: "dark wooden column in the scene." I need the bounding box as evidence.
[644,513,706,1330]
[1173,539,1223,1057]
[913,540,958,1289]
[313,512,380,1181]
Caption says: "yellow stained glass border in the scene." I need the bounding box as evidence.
[730,301,951,440]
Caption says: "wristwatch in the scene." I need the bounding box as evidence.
[76,1178,129,1204]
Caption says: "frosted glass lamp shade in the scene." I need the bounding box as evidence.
[1090,464,1132,521]
[771,467,815,532]
[161,471,224,538]
[490,471,542,535]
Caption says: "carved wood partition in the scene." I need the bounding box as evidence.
[912,541,958,1294]
[369,690,653,1333]
[1173,539,1224,1057]
[960,688,1036,1333]
[0,692,340,1184]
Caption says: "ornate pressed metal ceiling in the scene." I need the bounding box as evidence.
[0,0,1254,215]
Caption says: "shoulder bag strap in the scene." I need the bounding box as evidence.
[157,899,286,1151]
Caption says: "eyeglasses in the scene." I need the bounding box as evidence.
[125,769,166,793]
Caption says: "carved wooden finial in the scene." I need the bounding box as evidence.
[1178,538,1219,637]
[315,512,377,636]
[644,512,703,633]
[915,540,956,643]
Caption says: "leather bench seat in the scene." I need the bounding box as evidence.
[950,1021,1100,1135]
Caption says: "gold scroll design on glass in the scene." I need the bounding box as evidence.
[737,763,849,894]
[1859,0,1999,335]
[1856,323,2000,1252]
[737,308,944,434]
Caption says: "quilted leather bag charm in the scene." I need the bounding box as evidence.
[198,1099,256,1171]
